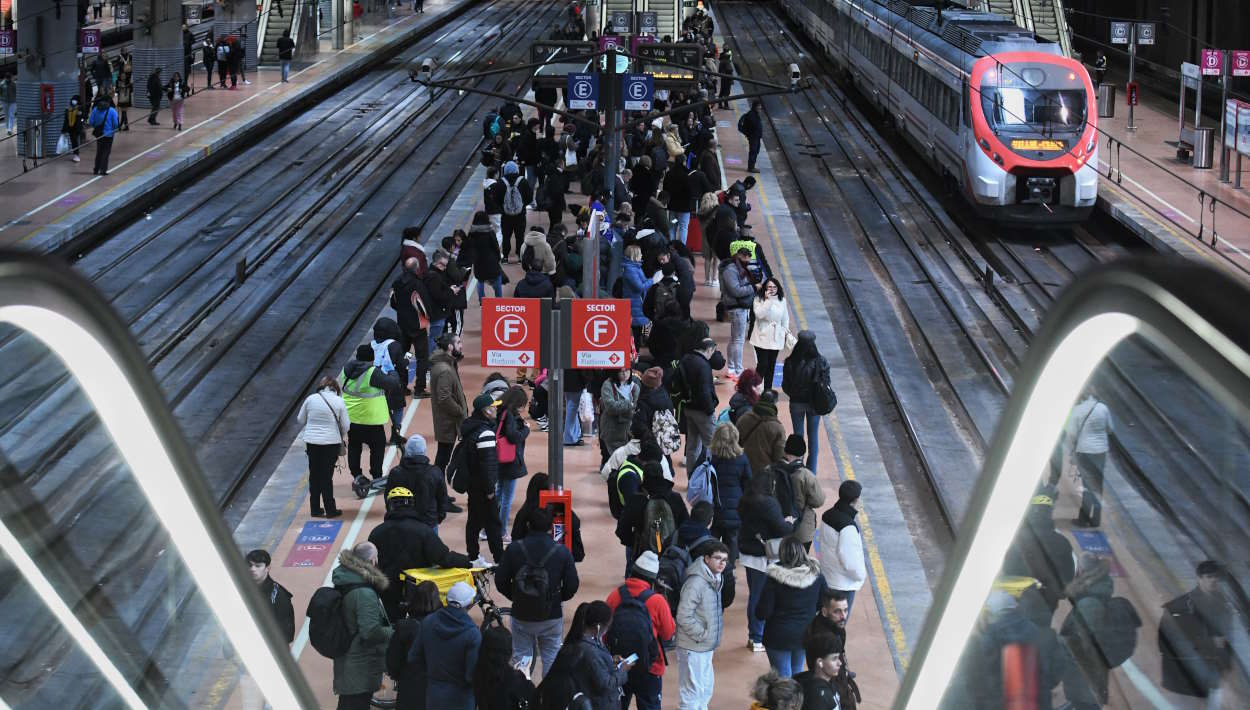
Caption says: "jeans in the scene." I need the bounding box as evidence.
[669,210,690,245]
[348,422,387,479]
[280,60,291,82]
[754,346,779,391]
[563,391,582,444]
[765,647,805,678]
[466,489,504,561]
[476,275,503,302]
[496,477,517,530]
[510,617,563,681]
[93,136,114,174]
[306,443,339,514]
[677,648,715,710]
[428,318,446,354]
[727,308,749,375]
[621,670,662,710]
[5,102,17,133]
[789,401,821,474]
[1076,452,1106,526]
[746,567,766,643]
[747,137,761,171]
[683,411,715,475]
[842,588,856,615]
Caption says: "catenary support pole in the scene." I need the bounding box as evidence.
[548,301,564,488]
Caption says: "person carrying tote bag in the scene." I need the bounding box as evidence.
[297,376,349,518]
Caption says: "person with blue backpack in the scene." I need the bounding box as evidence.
[606,550,677,710]
[371,317,411,447]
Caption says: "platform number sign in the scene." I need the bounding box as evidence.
[481,299,544,368]
[609,11,632,35]
[186,4,202,23]
[79,28,101,55]
[115,3,131,24]
[567,72,599,110]
[1233,51,1250,78]
[569,300,632,368]
[621,73,654,111]
[637,11,659,36]
[0,31,13,57]
[1201,48,1224,76]
[1135,22,1155,45]
[1110,21,1130,45]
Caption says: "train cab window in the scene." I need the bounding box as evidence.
[979,63,1088,134]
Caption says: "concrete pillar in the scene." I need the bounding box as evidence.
[12,0,81,157]
[215,0,258,77]
[131,0,183,109]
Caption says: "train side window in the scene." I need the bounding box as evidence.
[961,79,972,128]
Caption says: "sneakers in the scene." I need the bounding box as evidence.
[479,530,489,541]
[748,640,766,653]
[537,417,549,432]
[704,278,713,287]
[243,79,253,85]
[324,508,343,519]
[470,555,493,568]
[71,155,80,162]
[502,534,513,545]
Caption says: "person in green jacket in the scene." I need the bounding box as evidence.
[332,542,393,709]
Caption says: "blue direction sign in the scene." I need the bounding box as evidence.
[621,73,654,111]
[567,72,599,110]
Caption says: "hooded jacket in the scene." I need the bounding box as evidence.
[793,671,840,710]
[719,257,756,311]
[466,223,503,280]
[615,475,689,549]
[540,636,624,710]
[385,610,436,710]
[522,230,558,275]
[711,452,751,530]
[677,350,718,415]
[675,557,724,652]
[514,269,556,299]
[482,177,504,215]
[409,605,481,709]
[780,459,825,544]
[738,491,793,558]
[663,162,694,212]
[429,350,467,443]
[756,559,826,650]
[340,357,403,425]
[384,452,448,526]
[460,411,499,494]
[737,400,787,475]
[331,549,393,696]
[622,259,651,326]
[817,501,867,591]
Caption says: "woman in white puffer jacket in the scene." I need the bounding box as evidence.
[748,277,792,392]
[296,376,350,518]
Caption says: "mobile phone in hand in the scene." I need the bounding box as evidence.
[618,653,639,669]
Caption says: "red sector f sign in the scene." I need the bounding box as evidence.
[481,298,542,368]
[569,299,631,369]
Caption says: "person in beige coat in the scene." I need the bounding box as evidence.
[749,278,792,392]
[736,391,788,476]
[778,435,824,551]
[664,123,685,161]
[520,227,558,276]
[430,332,468,472]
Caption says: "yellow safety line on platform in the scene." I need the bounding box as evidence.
[731,104,910,667]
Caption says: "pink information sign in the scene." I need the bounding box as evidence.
[282,520,343,567]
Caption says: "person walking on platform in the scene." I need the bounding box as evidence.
[165,72,188,131]
[430,331,468,470]
[246,549,296,644]
[340,344,403,487]
[782,331,830,475]
[297,376,349,518]
[1065,393,1112,528]
[817,480,866,616]
[216,38,230,88]
[368,486,471,621]
[467,212,504,301]
[202,33,217,89]
[277,29,295,83]
[462,392,505,567]
[738,100,764,174]
[499,161,533,263]
[146,67,163,125]
[1,75,17,135]
[90,53,113,95]
[61,96,85,163]
[676,338,722,469]
[87,95,119,176]
[332,542,393,710]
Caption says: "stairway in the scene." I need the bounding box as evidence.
[1027,0,1072,56]
[600,0,634,35]
[983,0,1018,20]
[650,0,679,41]
[260,1,295,65]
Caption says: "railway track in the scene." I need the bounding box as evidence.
[0,0,569,704]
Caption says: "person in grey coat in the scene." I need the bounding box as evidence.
[675,541,729,710]
[599,366,640,462]
[719,246,757,378]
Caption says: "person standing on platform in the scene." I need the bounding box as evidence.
[430,331,468,470]
[239,29,252,85]
[384,435,448,526]
[804,589,860,709]
[61,96,85,163]
[1160,560,1233,706]
[371,317,413,446]
[782,331,830,475]
[499,161,532,263]
[794,633,846,710]
[340,344,403,487]
[227,36,241,88]
[367,486,472,621]
[165,72,188,131]
[145,67,163,125]
[246,549,296,645]
[182,26,194,89]
[462,392,504,567]
[736,391,787,477]
[390,257,431,399]
[297,376,349,518]
[675,541,729,710]
[90,53,113,95]
[740,472,796,653]
[202,33,216,89]
[716,49,736,110]
[605,551,677,710]
[817,481,866,616]
[750,277,791,392]
[720,245,757,380]
[409,581,481,710]
[423,249,461,353]
[332,542,394,710]
[87,95,119,176]
[1,75,16,135]
[677,338,721,469]
[467,212,504,301]
[756,537,827,678]
[216,38,231,88]
[493,385,529,539]
[277,29,295,83]
[780,436,824,553]
[1066,393,1112,528]
[738,100,764,174]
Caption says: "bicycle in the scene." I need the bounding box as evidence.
[371,566,511,708]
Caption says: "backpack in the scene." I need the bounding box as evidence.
[511,541,561,619]
[503,177,525,216]
[651,280,681,322]
[306,583,368,658]
[686,454,718,507]
[535,179,552,211]
[810,359,837,415]
[216,44,230,62]
[482,111,500,139]
[765,463,798,519]
[655,545,692,620]
[652,409,682,455]
[445,439,471,493]
[634,496,677,558]
[1086,596,1142,668]
[371,339,396,375]
[737,112,749,135]
[604,585,658,674]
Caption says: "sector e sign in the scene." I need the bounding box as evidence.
[481,298,543,368]
[569,299,632,369]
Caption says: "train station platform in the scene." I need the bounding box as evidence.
[1091,75,1250,281]
[220,92,922,707]
[0,0,478,253]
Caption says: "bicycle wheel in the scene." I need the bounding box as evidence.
[480,604,511,633]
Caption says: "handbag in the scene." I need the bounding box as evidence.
[496,411,517,464]
[784,330,798,351]
[55,134,70,155]
[318,392,347,458]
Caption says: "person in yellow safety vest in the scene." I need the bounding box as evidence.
[339,344,403,487]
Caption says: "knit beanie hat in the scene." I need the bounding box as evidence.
[404,434,427,458]
[784,434,806,458]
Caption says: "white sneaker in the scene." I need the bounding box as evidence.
[72,155,80,162]
[479,530,488,541]
[470,555,493,568]
[243,79,253,85]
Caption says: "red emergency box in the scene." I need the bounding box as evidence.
[538,488,573,551]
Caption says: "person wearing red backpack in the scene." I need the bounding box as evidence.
[606,551,677,710]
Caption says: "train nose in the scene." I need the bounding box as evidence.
[1025,177,1057,204]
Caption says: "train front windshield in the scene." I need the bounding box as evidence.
[980,63,1087,135]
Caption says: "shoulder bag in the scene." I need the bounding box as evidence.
[318,392,347,458]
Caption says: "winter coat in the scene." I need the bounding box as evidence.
[719,259,756,311]
[622,259,650,327]
[391,269,427,336]
[384,453,448,526]
[663,163,694,213]
[711,453,751,530]
[409,606,481,710]
[331,550,393,696]
[738,492,793,558]
[374,317,410,411]
[782,352,826,406]
[737,400,787,475]
[698,149,722,191]
[663,127,685,160]
[1159,588,1232,697]
[475,668,537,710]
[750,296,791,351]
[367,507,472,588]
[88,105,120,138]
[540,637,624,710]
[616,476,689,550]
[677,351,718,415]
[780,460,825,544]
[496,408,530,481]
[422,267,457,323]
[466,223,503,280]
[632,368,675,433]
[483,178,504,215]
[644,197,671,239]
[429,350,467,443]
[385,615,428,710]
[496,532,580,621]
[1060,573,1119,706]
[258,576,295,643]
[146,72,163,100]
[794,671,839,710]
[297,387,350,445]
[817,501,866,591]
[522,230,558,275]
[606,577,677,677]
[500,175,535,216]
[675,558,724,652]
[600,378,640,455]
[739,109,764,140]
[514,270,556,298]
[756,559,826,650]
[460,411,499,494]
[726,391,754,423]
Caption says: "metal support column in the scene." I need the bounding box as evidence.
[1127,23,1137,130]
[1219,49,1231,182]
[547,302,565,488]
[603,46,620,213]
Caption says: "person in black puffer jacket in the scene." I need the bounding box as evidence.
[739,472,795,650]
[367,488,472,621]
[538,601,628,710]
[709,422,751,608]
[782,330,829,474]
[373,316,412,435]
[384,435,447,528]
[385,580,442,710]
[474,626,538,710]
[465,212,503,301]
[631,366,674,451]
[514,251,556,298]
[616,463,689,559]
[756,537,827,678]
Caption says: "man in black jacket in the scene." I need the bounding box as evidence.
[246,549,295,644]
[146,67,163,125]
[368,486,472,620]
[422,249,460,350]
[795,632,847,710]
[616,462,689,564]
[676,338,722,469]
[462,392,504,566]
[738,100,764,173]
[384,435,447,528]
[495,508,579,680]
[372,317,410,446]
[391,257,431,398]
